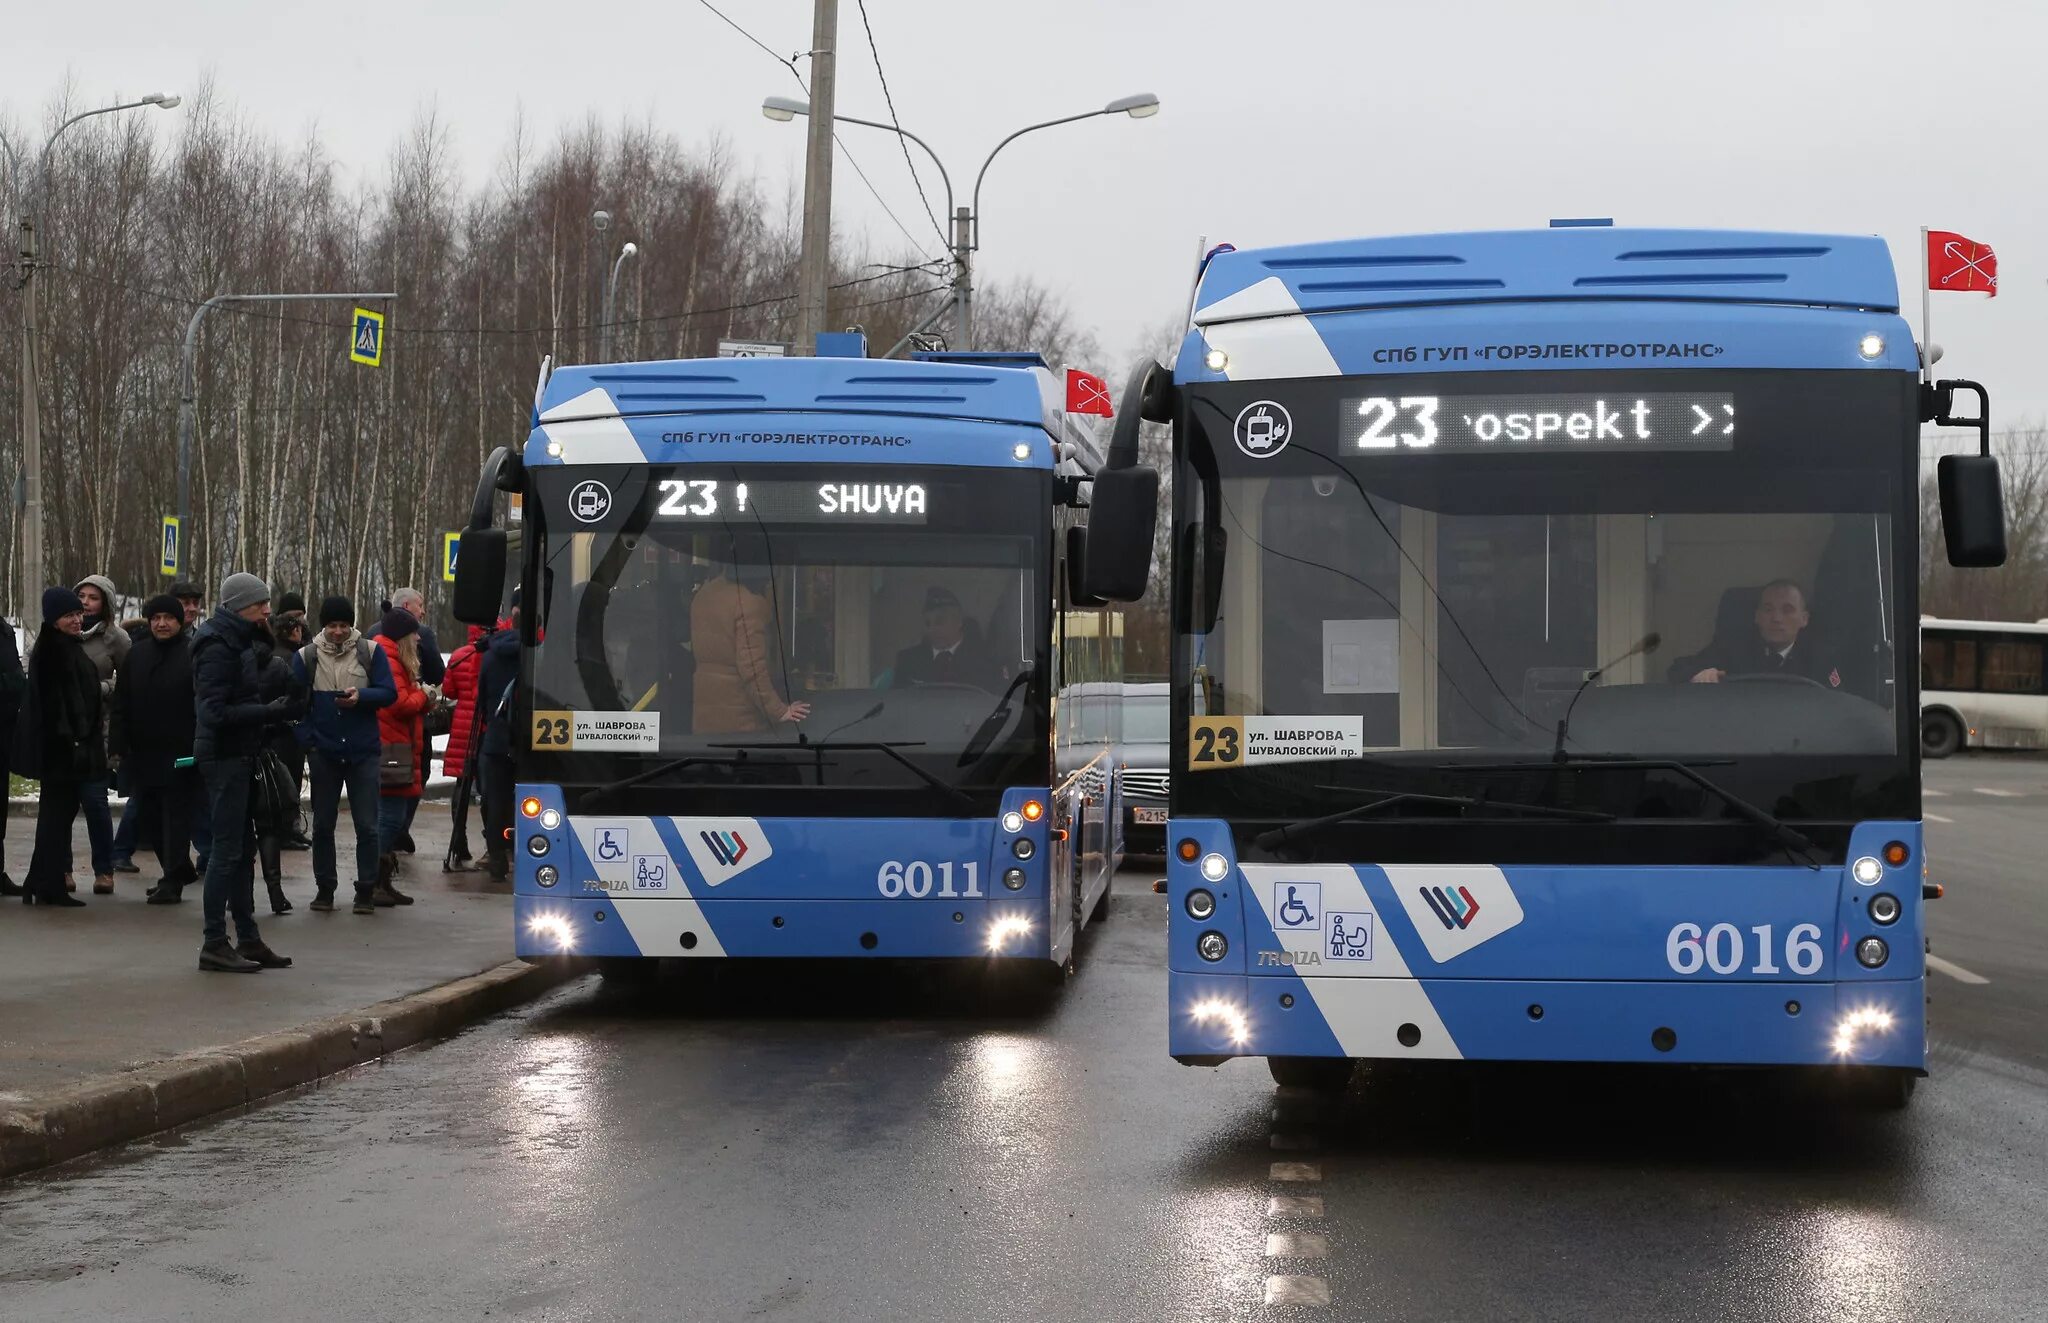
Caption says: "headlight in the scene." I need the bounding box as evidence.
[1001,810,1023,833]
[1185,888,1216,920]
[535,865,559,888]
[1855,936,1889,968]
[1857,332,1885,361]
[526,834,550,857]
[1013,837,1035,860]
[1199,852,1230,882]
[1197,930,1228,962]
[986,915,1033,951]
[540,809,562,830]
[1851,855,1883,886]
[1869,892,1900,925]
[1002,868,1027,891]
[525,913,573,951]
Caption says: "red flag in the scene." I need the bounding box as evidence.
[1928,230,1998,296]
[1065,368,1114,417]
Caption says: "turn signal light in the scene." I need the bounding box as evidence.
[1021,800,1045,823]
[520,796,543,819]
[1177,839,1199,862]
[1883,841,1910,867]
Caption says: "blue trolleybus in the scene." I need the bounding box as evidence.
[1147,224,2006,1103]
[452,337,1149,980]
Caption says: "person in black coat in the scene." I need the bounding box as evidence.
[111,595,201,905]
[889,586,1000,692]
[13,588,104,906]
[0,617,25,895]
[476,602,521,883]
[251,621,307,914]
[190,573,302,971]
[1671,579,1847,691]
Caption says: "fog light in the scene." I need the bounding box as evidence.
[1189,997,1248,1044]
[1199,852,1229,882]
[1197,930,1228,962]
[1013,837,1035,860]
[535,865,559,888]
[1002,867,1027,891]
[1204,347,1229,373]
[1855,935,1889,968]
[1851,855,1883,885]
[520,796,543,819]
[527,834,550,857]
[986,914,1033,951]
[1185,887,1216,920]
[1869,892,1901,924]
[1858,332,1885,360]
[540,809,562,830]
[1001,810,1023,833]
[1832,1005,1895,1055]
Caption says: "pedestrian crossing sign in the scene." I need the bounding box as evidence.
[442,530,461,583]
[350,307,385,367]
[160,515,181,577]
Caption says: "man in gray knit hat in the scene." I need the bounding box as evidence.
[190,572,304,972]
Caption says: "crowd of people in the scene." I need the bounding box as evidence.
[0,574,516,974]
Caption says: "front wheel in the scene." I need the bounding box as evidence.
[1267,1056,1353,1092]
[1922,710,1964,759]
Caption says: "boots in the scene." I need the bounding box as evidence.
[309,886,336,912]
[146,879,185,904]
[0,872,21,897]
[237,940,293,969]
[267,880,293,914]
[352,886,377,916]
[372,852,413,907]
[199,940,260,972]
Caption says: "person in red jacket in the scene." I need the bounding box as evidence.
[439,624,488,871]
[372,608,431,906]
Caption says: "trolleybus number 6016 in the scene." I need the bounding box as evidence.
[1665,922,1825,976]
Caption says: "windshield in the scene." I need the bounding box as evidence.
[526,463,1051,813]
[1125,693,1170,744]
[1174,368,1917,860]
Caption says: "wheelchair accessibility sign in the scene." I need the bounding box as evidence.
[1273,881,1321,932]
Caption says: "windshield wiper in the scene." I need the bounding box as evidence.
[1453,756,1824,869]
[1254,789,1615,852]
[577,755,757,811]
[957,665,1035,767]
[712,738,975,813]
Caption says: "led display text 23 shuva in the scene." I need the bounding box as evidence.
[651,477,929,524]
[1339,391,1736,454]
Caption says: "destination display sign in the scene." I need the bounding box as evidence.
[563,475,930,526]
[1336,391,1736,454]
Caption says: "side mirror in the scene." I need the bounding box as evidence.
[1080,466,1159,603]
[1938,454,2007,567]
[1065,524,1108,609]
[452,527,508,625]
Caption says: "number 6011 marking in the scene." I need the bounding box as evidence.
[1665,922,1824,976]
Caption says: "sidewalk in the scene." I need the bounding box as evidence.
[0,801,565,1175]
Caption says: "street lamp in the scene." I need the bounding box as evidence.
[14,91,180,613]
[761,91,1158,352]
[603,241,640,362]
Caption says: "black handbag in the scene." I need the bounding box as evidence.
[250,748,298,834]
[379,739,415,788]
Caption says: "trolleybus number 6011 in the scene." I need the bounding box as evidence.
[1665,922,1825,976]
[876,861,984,899]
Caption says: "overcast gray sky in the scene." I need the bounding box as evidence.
[9,0,2042,427]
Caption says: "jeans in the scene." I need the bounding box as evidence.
[24,777,83,898]
[80,776,114,877]
[199,756,259,947]
[310,751,381,893]
[113,778,142,865]
[378,794,414,855]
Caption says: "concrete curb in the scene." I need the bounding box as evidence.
[0,956,582,1182]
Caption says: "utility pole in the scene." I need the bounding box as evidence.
[794,0,838,356]
[951,205,973,351]
[17,213,41,609]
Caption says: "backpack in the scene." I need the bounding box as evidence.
[298,638,377,690]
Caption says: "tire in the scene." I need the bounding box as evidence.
[1267,1056,1353,1092]
[1088,878,1112,924]
[1921,709,1964,760]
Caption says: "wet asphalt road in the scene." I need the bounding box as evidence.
[3,758,2046,1322]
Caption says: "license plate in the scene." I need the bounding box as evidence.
[1132,806,1167,824]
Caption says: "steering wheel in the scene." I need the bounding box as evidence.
[1726,671,1826,689]
[906,680,996,696]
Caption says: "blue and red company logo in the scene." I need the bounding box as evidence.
[1420,884,1481,931]
[701,829,749,868]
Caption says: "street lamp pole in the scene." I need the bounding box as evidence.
[603,241,639,362]
[763,92,1156,353]
[13,92,179,611]
[177,292,396,580]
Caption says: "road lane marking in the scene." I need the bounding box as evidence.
[1268,1196,1325,1218]
[1922,788,1948,798]
[1927,954,1990,985]
[1266,1232,1330,1259]
[1269,1161,1321,1181]
[1264,1276,1332,1307]
[1269,1133,1320,1151]
[1924,813,1953,824]
[1973,787,2021,797]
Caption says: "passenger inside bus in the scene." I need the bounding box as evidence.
[1670,579,1845,690]
[689,547,809,732]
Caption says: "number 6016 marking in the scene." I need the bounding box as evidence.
[1665,922,1824,976]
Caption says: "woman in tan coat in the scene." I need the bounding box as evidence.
[690,570,809,733]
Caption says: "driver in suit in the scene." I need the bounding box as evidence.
[1677,579,1843,689]
[891,587,998,692]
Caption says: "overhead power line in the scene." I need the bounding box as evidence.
[855,0,949,253]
